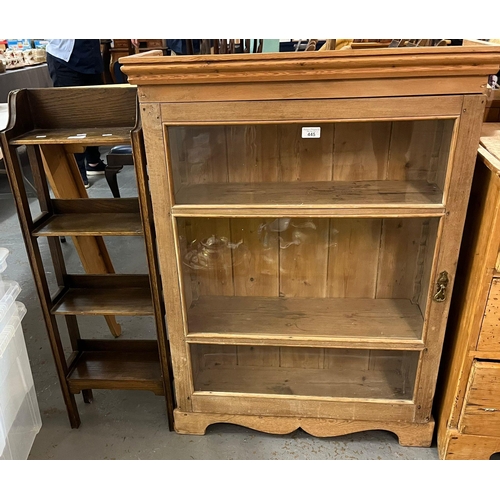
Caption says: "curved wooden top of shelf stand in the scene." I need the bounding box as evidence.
[119,45,500,88]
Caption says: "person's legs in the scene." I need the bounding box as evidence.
[81,72,106,176]
[46,53,90,186]
[46,56,108,184]
[46,53,85,87]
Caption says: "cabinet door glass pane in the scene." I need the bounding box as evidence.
[167,120,454,206]
[191,344,419,401]
[178,217,439,342]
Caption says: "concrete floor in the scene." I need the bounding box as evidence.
[0,161,441,460]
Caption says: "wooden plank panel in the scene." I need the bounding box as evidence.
[230,219,279,297]
[459,362,500,437]
[11,127,132,145]
[328,219,382,298]
[333,122,391,181]
[181,126,229,185]
[279,218,330,298]
[277,124,335,182]
[376,219,425,300]
[230,218,280,367]
[138,77,487,103]
[52,286,153,316]
[191,351,413,400]
[183,218,235,298]
[388,120,453,183]
[32,213,143,236]
[25,86,137,129]
[174,180,443,207]
[67,350,163,395]
[190,395,416,421]
[160,96,463,123]
[187,296,423,342]
[477,279,500,351]
[52,197,140,214]
[226,125,280,182]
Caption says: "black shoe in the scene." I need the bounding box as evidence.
[86,159,106,176]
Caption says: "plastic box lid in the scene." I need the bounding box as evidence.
[0,302,26,361]
[0,281,21,335]
[0,248,9,274]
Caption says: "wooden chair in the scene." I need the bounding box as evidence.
[105,145,133,198]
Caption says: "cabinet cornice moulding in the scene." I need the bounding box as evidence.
[119,46,500,86]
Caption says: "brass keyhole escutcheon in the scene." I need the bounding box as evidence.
[433,271,449,302]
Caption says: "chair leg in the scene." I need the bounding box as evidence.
[105,165,123,198]
[82,389,94,404]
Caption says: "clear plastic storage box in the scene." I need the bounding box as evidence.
[0,247,41,460]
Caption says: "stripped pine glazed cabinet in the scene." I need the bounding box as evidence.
[120,43,500,445]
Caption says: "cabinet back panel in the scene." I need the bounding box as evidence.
[190,344,419,400]
[167,120,454,202]
[178,217,435,302]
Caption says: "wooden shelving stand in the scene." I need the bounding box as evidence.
[0,85,174,429]
[120,42,500,446]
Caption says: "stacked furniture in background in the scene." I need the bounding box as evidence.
[0,247,41,459]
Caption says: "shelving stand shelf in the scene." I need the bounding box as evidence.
[120,42,500,445]
[0,85,174,429]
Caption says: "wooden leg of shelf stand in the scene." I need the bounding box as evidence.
[40,144,121,338]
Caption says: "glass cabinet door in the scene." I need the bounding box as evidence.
[167,119,455,207]
[178,217,437,343]
[190,344,419,401]
[170,118,451,402]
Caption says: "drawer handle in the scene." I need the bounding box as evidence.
[433,271,449,302]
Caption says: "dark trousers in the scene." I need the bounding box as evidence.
[46,53,104,182]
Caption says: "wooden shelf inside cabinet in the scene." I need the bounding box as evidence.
[186,296,425,350]
[174,180,444,210]
[192,355,417,401]
[51,275,153,316]
[67,340,163,395]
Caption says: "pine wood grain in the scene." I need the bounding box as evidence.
[459,361,500,437]
[10,127,132,145]
[191,346,418,400]
[174,180,443,207]
[67,350,163,395]
[477,278,500,351]
[32,213,143,236]
[187,295,424,343]
[173,409,434,445]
